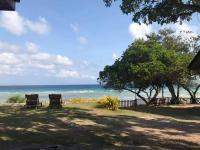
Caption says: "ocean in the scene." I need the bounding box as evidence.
[0,84,193,102]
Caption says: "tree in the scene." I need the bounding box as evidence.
[181,77,200,104]
[99,29,197,105]
[103,0,200,24]
[98,39,177,105]
[146,29,199,104]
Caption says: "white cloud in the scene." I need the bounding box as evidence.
[56,55,73,66]
[70,24,79,33]
[81,75,96,80]
[0,41,73,76]
[78,36,88,45]
[0,41,96,81]
[26,42,39,53]
[25,17,50,35]
[0,65,23,75]
[33,63,55,70]
[0,12,50,36]
[57,70,80,78]
[56,69,96,80]
[0,52,21,65]
[129,22,199,41]
[0,11,25,36]
[129,23,152,40]
[112,53,118,60]
[163,23,199,38]
[0,41,21,53]
[31,52,51,61]
[70,24,88,46]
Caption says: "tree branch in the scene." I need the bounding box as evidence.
[172,1,200,13]
[194,84,200,95]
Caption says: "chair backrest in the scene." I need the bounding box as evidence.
[49,94,61,100]
[25,94,39,105]
[49,94,62,105]
[25,94,38,100]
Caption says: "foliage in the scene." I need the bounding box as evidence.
[98,96,119,111]
[99,39,172,105]
[147,29,200,54]
[103,0,200,24]
[7,95,25,103]
[99,29,196,104]
[146,29,197,104]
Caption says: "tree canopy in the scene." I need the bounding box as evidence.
[103,0,200,24]
[99,29,196,105]
[99,38,191,104]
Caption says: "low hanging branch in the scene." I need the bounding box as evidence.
[123,86,160,105]
[182,84,200,104]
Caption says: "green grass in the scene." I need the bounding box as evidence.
[0,102,200,150]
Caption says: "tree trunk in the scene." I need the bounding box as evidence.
[177,84,180,100]
[136,93,148,105]
[181,84,199,104]
[193,84,200,104]
[124,88,149,105]
[148,88,159,105]
[190,94,197,104]
[166,84,179,104]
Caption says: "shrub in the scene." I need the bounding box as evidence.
[98,96,119,111]
[7,95,25,103]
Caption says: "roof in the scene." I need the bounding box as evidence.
[188,51,200,71]
[0,0,20,11]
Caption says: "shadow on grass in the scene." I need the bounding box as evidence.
[133,105,200,120]
[0,105,199,150]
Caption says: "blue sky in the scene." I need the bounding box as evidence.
[0,0,199,85]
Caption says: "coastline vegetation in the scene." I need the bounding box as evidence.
[99,28,200,105]
[98,96,119,110]
[7,95,25,103]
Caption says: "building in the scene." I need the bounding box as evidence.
[188,51,200,71]
[0,0,20,11]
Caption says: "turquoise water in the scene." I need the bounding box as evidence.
[0,84,192,102]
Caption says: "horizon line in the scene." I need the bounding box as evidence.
[0,84,100,86]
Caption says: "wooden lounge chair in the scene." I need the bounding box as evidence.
[49,94,62,108]
[25,94,42,108]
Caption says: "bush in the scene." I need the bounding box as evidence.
[98,96,119,111]
[7,95,25,103]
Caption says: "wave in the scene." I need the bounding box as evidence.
[0,90,95,94]
[64,90,95,94]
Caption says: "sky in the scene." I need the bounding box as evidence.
[0,0,200,85]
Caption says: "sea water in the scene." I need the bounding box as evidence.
[0,84,193,102]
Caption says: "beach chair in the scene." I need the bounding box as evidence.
[49,94,62,108]
[25,94,42,108]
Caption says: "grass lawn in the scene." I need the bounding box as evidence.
[0,102,200,150]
